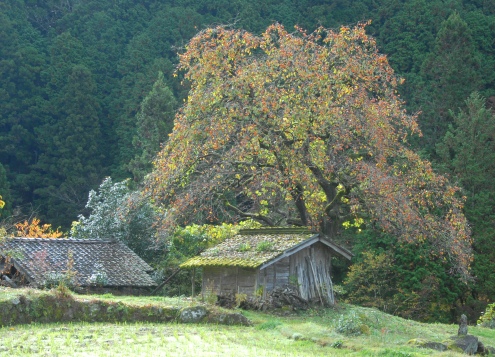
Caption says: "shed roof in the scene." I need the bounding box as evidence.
[180,228,352,269]
[1,238,157,288]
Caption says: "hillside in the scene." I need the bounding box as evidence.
[1,0,494,229]
[1,288,495,356]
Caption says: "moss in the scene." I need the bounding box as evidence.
[180,256,263,268]
[181,230,314,268]
[442,340,463,353]
[0,290,248,326]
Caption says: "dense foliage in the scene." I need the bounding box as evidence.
[344,231,466,323]
[1,0,494,229]
[15,217,64,238]
[436,93,495,302]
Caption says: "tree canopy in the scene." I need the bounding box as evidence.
[148,23,472,278]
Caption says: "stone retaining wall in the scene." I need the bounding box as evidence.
[0,293,251,327]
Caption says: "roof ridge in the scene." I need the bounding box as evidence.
[10,237,115,244]
[238,227,314,235]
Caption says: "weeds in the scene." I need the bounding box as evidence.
[256,320,282,330]
[54,282,73,299]
[235,293,247,307]
[256,241,274,252]
[238,243,251,252]
[335,311,370,336]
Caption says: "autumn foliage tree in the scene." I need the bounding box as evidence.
[148,23,472,278]
[15,217,64,238]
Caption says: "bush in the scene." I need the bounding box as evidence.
[478,303,495,328]
[344,230,465,323]
[335,312,370,336]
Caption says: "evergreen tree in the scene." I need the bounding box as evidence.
[35,32,104,228]
[110,6,199,177]
[0,163,12,217]
[0,2,49,209]
[417,12,482,154]
[463,10,495,97]
[437,92,495,299]
[128,72,177,182]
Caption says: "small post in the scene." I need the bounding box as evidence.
[191,267,196,298]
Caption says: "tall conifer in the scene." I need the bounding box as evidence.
[128,72,177,182]
[418,12,482,153]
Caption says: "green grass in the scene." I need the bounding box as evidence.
[80,292,194,307]
[1,288,495,356]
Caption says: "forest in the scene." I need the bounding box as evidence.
[1,0,495,322]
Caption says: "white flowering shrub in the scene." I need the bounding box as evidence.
[70,177,161,263]
[70,177,130,241]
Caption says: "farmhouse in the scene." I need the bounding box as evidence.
[0,238,156,294]
[181,228,353,305]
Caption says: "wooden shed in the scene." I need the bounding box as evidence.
[181,228,352,305]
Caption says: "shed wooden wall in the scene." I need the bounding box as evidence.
[258,242,334,303]
[202,266,258,297]
[257,257,290,298]
[292,242,334,304]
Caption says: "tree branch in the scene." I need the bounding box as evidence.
[224,202,275,226]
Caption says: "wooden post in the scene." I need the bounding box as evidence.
[308,257,323,305]
[192,267,196,298]
[263,268,267,299]
[149,268,181,296]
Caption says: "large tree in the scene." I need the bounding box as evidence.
[147,23,471,278]
[128,71,177,182]
[35,32,104,228]
[417,12,482,152]
[437,92,495,298]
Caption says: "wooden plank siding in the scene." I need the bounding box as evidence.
[202,241,337,304]
[258,242,334,304]
[202,266,258,297]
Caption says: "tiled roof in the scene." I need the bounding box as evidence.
[181,228,316,268]
[2,238,157,288]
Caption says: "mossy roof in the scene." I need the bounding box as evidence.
[180,228,315,269]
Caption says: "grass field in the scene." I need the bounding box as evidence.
[1,289,494,356]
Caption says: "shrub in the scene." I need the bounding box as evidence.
[335,312,370,336]
[345,230,464,323]
[15,217,64,238]
[87,263,108,286]
[478,303,495,328]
